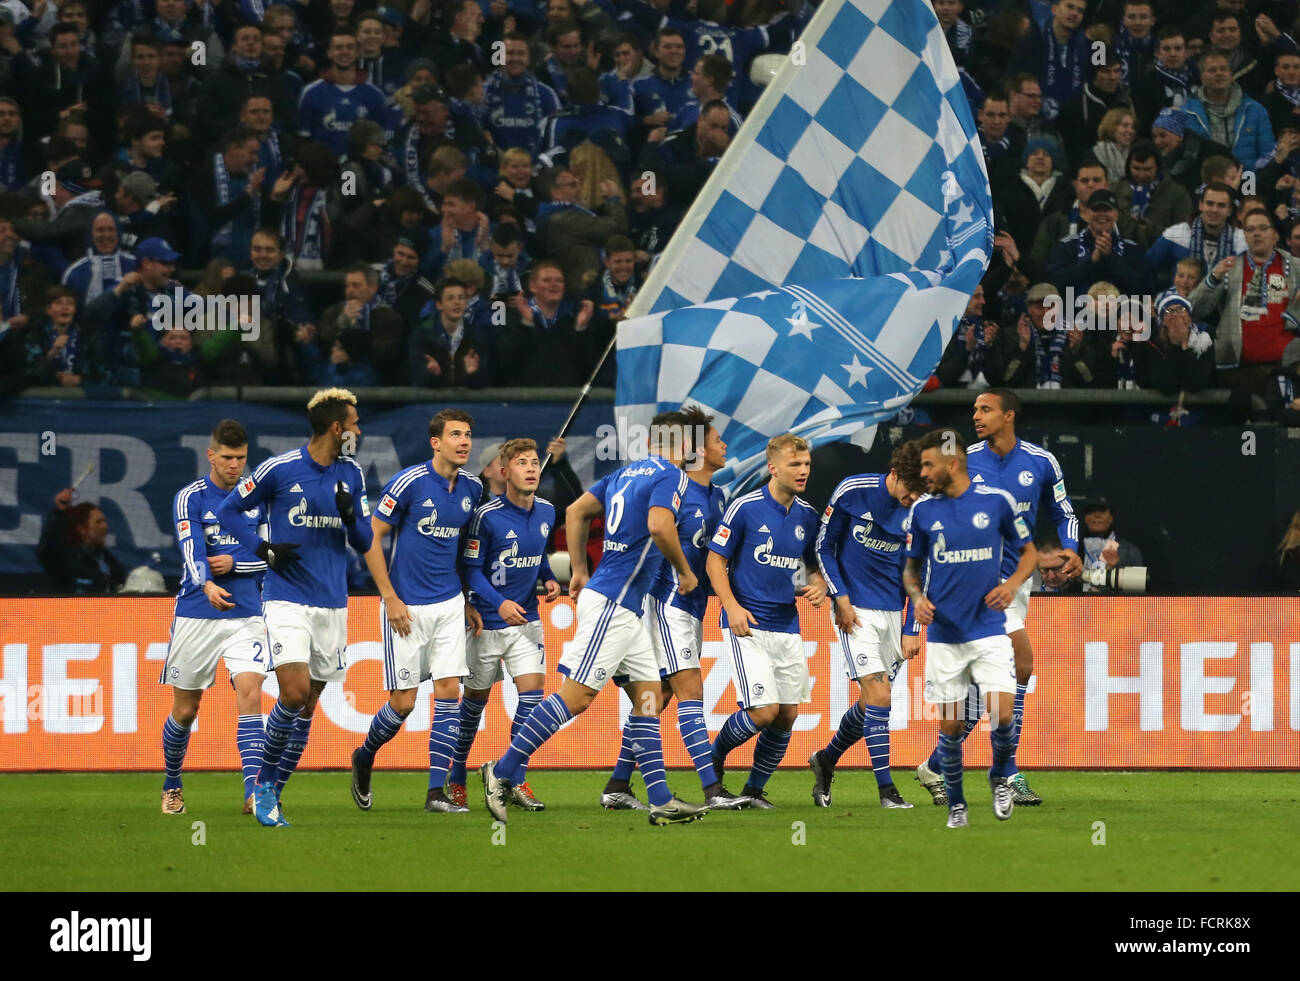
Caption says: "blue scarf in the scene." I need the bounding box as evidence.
[355,294,380,332]
[1076,226,1128,259]
[0,138,23,190]
[0,245,24,320]
[43,324,80,375]
[124,71,172,114]
[1042,26,1084,121]
[233,54,263,74]
[525,296,571,331]
[402,119,455,209]
[1129,181,1154,219]
[377,261,412,306]
[1116,26,1154,85]
[960,315,987,379]
[281,185,329,265]
[1190,217,1235,269]
[1032,323,1068,387]
[1153,58,1195,96]
[213,152,260,254]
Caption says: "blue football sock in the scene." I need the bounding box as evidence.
[990,721,1016,781]
[863,704,892,788]
[960,683,981,741]
[235,714,264,799]
[627,715,672,806]
[1009,682,1028,775]
[712,708,761,767]
[358,702,407,766]
[275,714,313,795]
[514,689,543,782]
[926,740,942,774]
[448,696,488,786]
[257,699,300,784]
[494,693,571,783]
[747,725,792,791]
[938,731,965,808]
[609,723,637,783]
[427,698,459,791]
[822,701,866,766]
[676,700,718,789]
[162,714,192,791]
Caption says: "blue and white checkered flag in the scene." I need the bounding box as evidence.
[616,0,992,488]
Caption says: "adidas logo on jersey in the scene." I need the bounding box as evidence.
[930,521,944,530]
[506,530,517,539]
[203,511,217,520]
[861,512,872,520]
[758,524,771,533]
[694,508,703,517]
[422,499,433,506]
[972,475,984,482]
[290,483,303,492]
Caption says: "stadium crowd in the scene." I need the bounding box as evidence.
[0,0,1296,416]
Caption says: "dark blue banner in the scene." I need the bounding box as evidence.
[0,398,618,577]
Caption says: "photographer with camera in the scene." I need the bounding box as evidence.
[1079,497,1144,592]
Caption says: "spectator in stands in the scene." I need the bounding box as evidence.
[61,211,138,315]
[357,10,408,102]
[1033,531,1084,593]
[434,0,488,75]
[393,86,456,210]
[1146,180,1245,290]
[1006,72,1057,144]
[994,137,1065,259]
[483,32,560,156]
[188,125,265,265]
[640,99,732,210]
[936,283,1001,388]
[241,228,312,385]
[338,120,395,212]
[538,67,633,166]
[540,18,588,103]
[480,222,528,299]
[409,274,495,388]
[1151,107,1231,196]
[601,32,652,113]
[1112,139,1193,247]
[37,491,125,593]
[11,159,106,261]
[199,22,296,146]
[117,33,171,121]
[478,442,506,501]
[1190,206,1300,374]
[585,233,639,385]
[1263,47,1300,137]
[978,92,1024,189]
[1115,0,1156,86]
[628,167,679,269]
[319,262,404,383]
[1274,504,1300,590]
[298,31,387,157]
[633,27,691,136]
[100,109,177,197]
[443,257,495,332]
[24,21,99,143]
[1048,188,1146,295]
[1133,24,1196,131]
[535,164,627,291]
[0,96,23,192]
[1029,159,1135,280]
[1265,338,1300,425]
[267,140,341,270]
[137,322,205,397]
[23,285,86,388]
[1092,107,1138,183]
[1059,46,1131,165]
[1145,293,1216,395]
[489,147,537,226]
[301,325,378,387]
[672,54,741,136]
[1078,497,1143,592]
[378,235,436,330]
[1204,10,1261,93]
[427,177,489,279]
[1092,286,1144,390]
[496,259,595,386]
[1182,50,1274,170]
[1007,0,1089,123]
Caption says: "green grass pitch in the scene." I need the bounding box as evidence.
[1,770,1295,891]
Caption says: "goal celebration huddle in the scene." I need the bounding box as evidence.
[157,385,1079,829]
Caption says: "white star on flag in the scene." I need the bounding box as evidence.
[841,355,872,388]
[785,312,819,339]
[952,201,974,226]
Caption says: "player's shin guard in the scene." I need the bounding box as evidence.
[275,714,313,795]
[427,698,459,791]
[747,726,792,791]
[236,714,264,799]
[359,702,407,766]
[937,731,965,808]
[822,702,866,766]
[513,689,544,782]
[257,699,300,784]
[627,715,672,806]
[712,708,761,766]
[162,714,192,791]
[676,700,718,789]
[863,704,892,787]
[494,693,572,782]
[448,696,488,786]
[989,720,1016,780]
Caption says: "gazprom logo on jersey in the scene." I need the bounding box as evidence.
[852,524,900,552]
[496,541,541,569]
[203,523,241,547]
[150,289,261,342]
[288,497,343,529]
[416,506,461,538]
[753,537,801,570]
[930,533,993,564]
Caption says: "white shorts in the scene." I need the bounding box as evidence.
[724,627,810,708]
[1003,578,1032,634]
[161,615,269,690]
[264,600,348,683]
[834,606,902,682]
[924,634,1016,704]
[645,596,704,677]
[466,619,546,688]
[381,595,468,690]
[557,589,659,690]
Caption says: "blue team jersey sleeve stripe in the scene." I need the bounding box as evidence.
[253,449,299,482]
[721,489,762,525]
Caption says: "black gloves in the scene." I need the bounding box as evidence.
[335,481,355,523]
[256,540,301,572]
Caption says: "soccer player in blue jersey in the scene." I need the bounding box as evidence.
[159,419,268,816]
[808,440,926,809]
[217,388,374,827]
[706,433,828,808]
[350,408,483,813]
[600,406,749,811]
[481,411,708,826]
[445,438,561,811]
[903,428,1037,828]
[914,390,1081,807]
